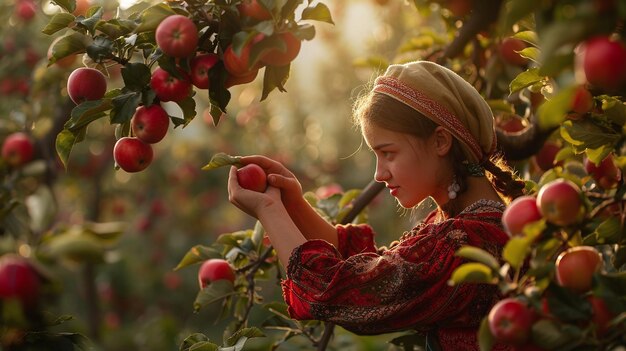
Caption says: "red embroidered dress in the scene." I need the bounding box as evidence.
[282,199,512,350]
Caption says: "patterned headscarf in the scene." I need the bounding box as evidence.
[373,61,496,164]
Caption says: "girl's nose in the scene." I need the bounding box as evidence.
[374,163,390,182]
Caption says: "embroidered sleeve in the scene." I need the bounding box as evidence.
[336,224,377,259]
[281,209,509,336]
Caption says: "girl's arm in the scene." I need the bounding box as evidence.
[228,166,307,266]
[240,156,338,246]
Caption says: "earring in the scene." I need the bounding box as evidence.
[448,176,460,200]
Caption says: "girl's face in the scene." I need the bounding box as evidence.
[363,123,448,208]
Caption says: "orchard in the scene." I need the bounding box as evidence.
[1,0,626,350]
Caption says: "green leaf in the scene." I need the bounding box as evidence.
[545,284,592,322]
[301,3,334,24]
[502,236,531,270]
[174,245,223,271]
[281,0,305,20]
[478,317,495,351]
[448,262,495,285]
[135,3,176,33]
[251,221,264,247]
[201,153,242,171]
[518,47,540,63]
[509,68,544,95]
[42,231,107,263]
[538,53,573,77]
[531,319,575,349]
[387,332,427,350]
[261,64,290,101]
[512,30,538,46]
[193,280,236,312]
[223,327,265,348]
[79,6,103,34]
[109,92,142,125]
[86,35,113,62]
[55,129,77,169]
[121,62,152,91]
[65,99,112,131]
[560,120,620,160]
[208,64,230,123]
[47,32,88,66]
[180,333,216,351]
[42,13,76,35]
[601,95,626,126]
[51,0,75,13]
[537,86,576,130]
[591,217,622,245]
[174,95,197,128]
[455,246,501,271]
[189,342,218,351]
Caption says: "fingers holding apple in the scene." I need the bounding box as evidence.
[236,164,268,192]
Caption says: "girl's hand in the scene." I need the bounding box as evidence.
[240,155,303,208]
[228,166,283,219]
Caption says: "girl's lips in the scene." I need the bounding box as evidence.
[388,186,399,196]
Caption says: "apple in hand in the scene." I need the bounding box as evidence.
[237,164,267,192]
[155,15,198,58]
[198,258,235,289]
[488,298,536,345]
[502,196,542,236]
[2,132,35,167]
[584,154,621,189]
[190,53,219,89]
[261,32,302,67]
[113,137,153,173]
[536,179,583,227]
[0,255,41,310]
[131,104,170,144]
[150,67,192,102]
[67,67,107,104]
[555,246,603,294]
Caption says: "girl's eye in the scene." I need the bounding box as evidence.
[381,151,393,159]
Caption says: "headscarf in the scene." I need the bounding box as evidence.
[373,61,496,164]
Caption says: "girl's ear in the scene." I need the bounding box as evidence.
[433,126,453,156]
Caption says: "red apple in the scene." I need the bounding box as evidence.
[536,179,583,227]
[225,69,259,88]
[578,36,626,91]
[0,255,41,310]
[499,38,529,66]
[260,32,302,67]
[237,0,272,21]
[571,85,594,115]
[15,0,36,22]
[73,0,91,16]
[155,15,198,58]
[502,196,542,236]
[488,298,536,345]
[198,258,235,289]
[498,114,525,134]
[533,141,561,172]
[113,137,153,173]
[150,67,192,102]
[588,295,614,336]
[131,104,170,144]
[237,164,267,192]
[584,155,621,189]
[2,132,35,167]
[223,34,265,77]
[67,67,107,104]
[555,246,603,294]
[190,53,219,89]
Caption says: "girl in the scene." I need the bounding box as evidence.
[227,61,525,350]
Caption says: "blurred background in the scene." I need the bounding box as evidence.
[1,0,437,349]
